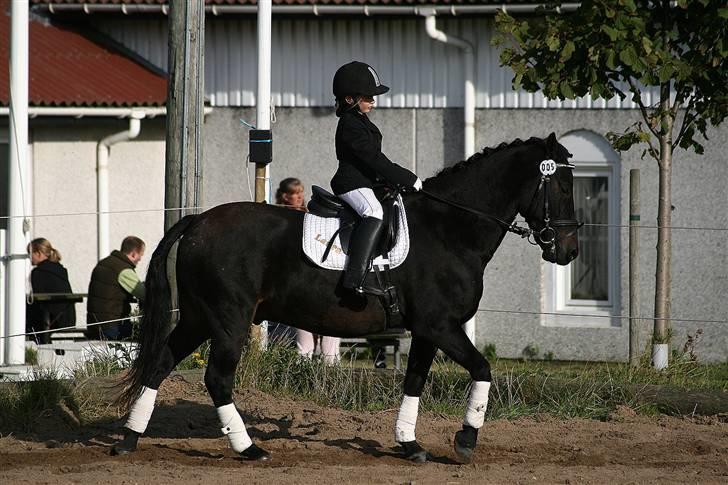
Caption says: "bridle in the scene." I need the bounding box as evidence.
[523,160,584,252]
[418,159,583,251]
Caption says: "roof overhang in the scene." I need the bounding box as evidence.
[36,3,582,16]
[0,106,213,118]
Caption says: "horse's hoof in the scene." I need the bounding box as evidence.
[110,429,140,456]
[399,440,429,463]
[453,425,478,464]
[240,443,271,461]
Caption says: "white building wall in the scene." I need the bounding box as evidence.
[30,121,166,323]
[95,16,658,109]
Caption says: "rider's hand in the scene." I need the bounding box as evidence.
[413,178,423,192]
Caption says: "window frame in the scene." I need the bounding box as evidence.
[542,132,621,328]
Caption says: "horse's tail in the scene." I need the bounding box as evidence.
[118,214,197,409]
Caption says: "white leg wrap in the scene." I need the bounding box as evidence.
[464,381,491,429]
[125,386,158,434]
[394,395,420,443]
[217,403,253,453]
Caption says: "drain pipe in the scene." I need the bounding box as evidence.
[423,10,477,344]
[423,10,476,158]
[96,112,144,260]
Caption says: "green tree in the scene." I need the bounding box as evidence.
[495,0,727,367]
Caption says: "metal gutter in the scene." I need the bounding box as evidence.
[0,107,213,118]
[38,4,582,16]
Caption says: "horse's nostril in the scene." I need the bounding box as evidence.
[569,248,578,261]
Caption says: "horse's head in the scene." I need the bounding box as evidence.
[521,133,581,265]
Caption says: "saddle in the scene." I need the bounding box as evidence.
[305,185,406,325]
[307,185,401,260]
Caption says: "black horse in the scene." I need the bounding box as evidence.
[112,133,579,464]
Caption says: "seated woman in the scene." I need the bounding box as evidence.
[26,238,76,344]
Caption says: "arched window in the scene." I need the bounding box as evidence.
[543,130,621,327]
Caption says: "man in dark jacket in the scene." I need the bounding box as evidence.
[86,236,145,340]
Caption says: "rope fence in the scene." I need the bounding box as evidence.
[1,306,723,343]
[0,200,725,346]
[0,205,727,232]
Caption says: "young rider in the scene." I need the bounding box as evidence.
[331,61,422,293]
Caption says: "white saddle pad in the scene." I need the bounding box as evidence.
[302,196,410,271]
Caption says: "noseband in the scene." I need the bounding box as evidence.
[419,159,583,250]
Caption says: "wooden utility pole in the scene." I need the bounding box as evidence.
[629,169,641,367]
[165,1,205,231]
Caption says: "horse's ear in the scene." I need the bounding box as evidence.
[546,132,558,150]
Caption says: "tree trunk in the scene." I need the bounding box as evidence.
[653,86,674,350]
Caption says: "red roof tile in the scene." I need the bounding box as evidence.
[1,2,167,107]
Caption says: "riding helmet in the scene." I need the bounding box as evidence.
[332,61,390,97]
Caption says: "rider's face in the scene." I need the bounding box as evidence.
[356,95,375,113]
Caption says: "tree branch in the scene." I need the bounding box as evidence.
[627,76,660,137]
[673,98,698,150]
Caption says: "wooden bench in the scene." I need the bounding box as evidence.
[340,330,410,370]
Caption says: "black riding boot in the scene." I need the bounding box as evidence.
[341,217,384,292]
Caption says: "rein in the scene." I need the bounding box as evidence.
[419,161,583,248]
[419,189,534,240]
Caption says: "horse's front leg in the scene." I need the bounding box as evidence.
[432,325,492,464]
[395,336,438,463]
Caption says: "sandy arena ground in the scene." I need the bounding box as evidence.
[1,373,727,484]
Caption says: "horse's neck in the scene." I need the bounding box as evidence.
[424,157,532,224]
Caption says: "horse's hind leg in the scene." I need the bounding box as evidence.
[205,325,271,461]
[395,336,437,463]
[433,325,492,464]
[111,320,207,455]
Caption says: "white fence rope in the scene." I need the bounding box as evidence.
[1,306,723,343]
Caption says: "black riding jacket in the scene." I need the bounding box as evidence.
[331,110,417,195]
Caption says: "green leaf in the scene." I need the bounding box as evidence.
[560,81,575,99]
[658,64,675,84]
[601,25,620,42]
[620,0,637,12]
[641,37,652,56]
[619,46,638,68]
[606,51,616,70]
[561,40,575,62]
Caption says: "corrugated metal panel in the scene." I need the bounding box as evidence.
[94,17,659,109]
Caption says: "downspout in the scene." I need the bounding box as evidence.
[423,11,476,158]
[96,112,144,260]
[423,10,477,344]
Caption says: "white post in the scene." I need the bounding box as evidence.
[7,1,30,365]
[0,229,6,365]
[257,0,272,201]
[254,0,273,349]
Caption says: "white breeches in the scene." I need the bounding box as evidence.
[338,187,384,220]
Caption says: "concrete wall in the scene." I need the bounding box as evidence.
[28,117,167,322]
[203,107,728,363]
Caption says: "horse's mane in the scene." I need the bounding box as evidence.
[429,136,547,181]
